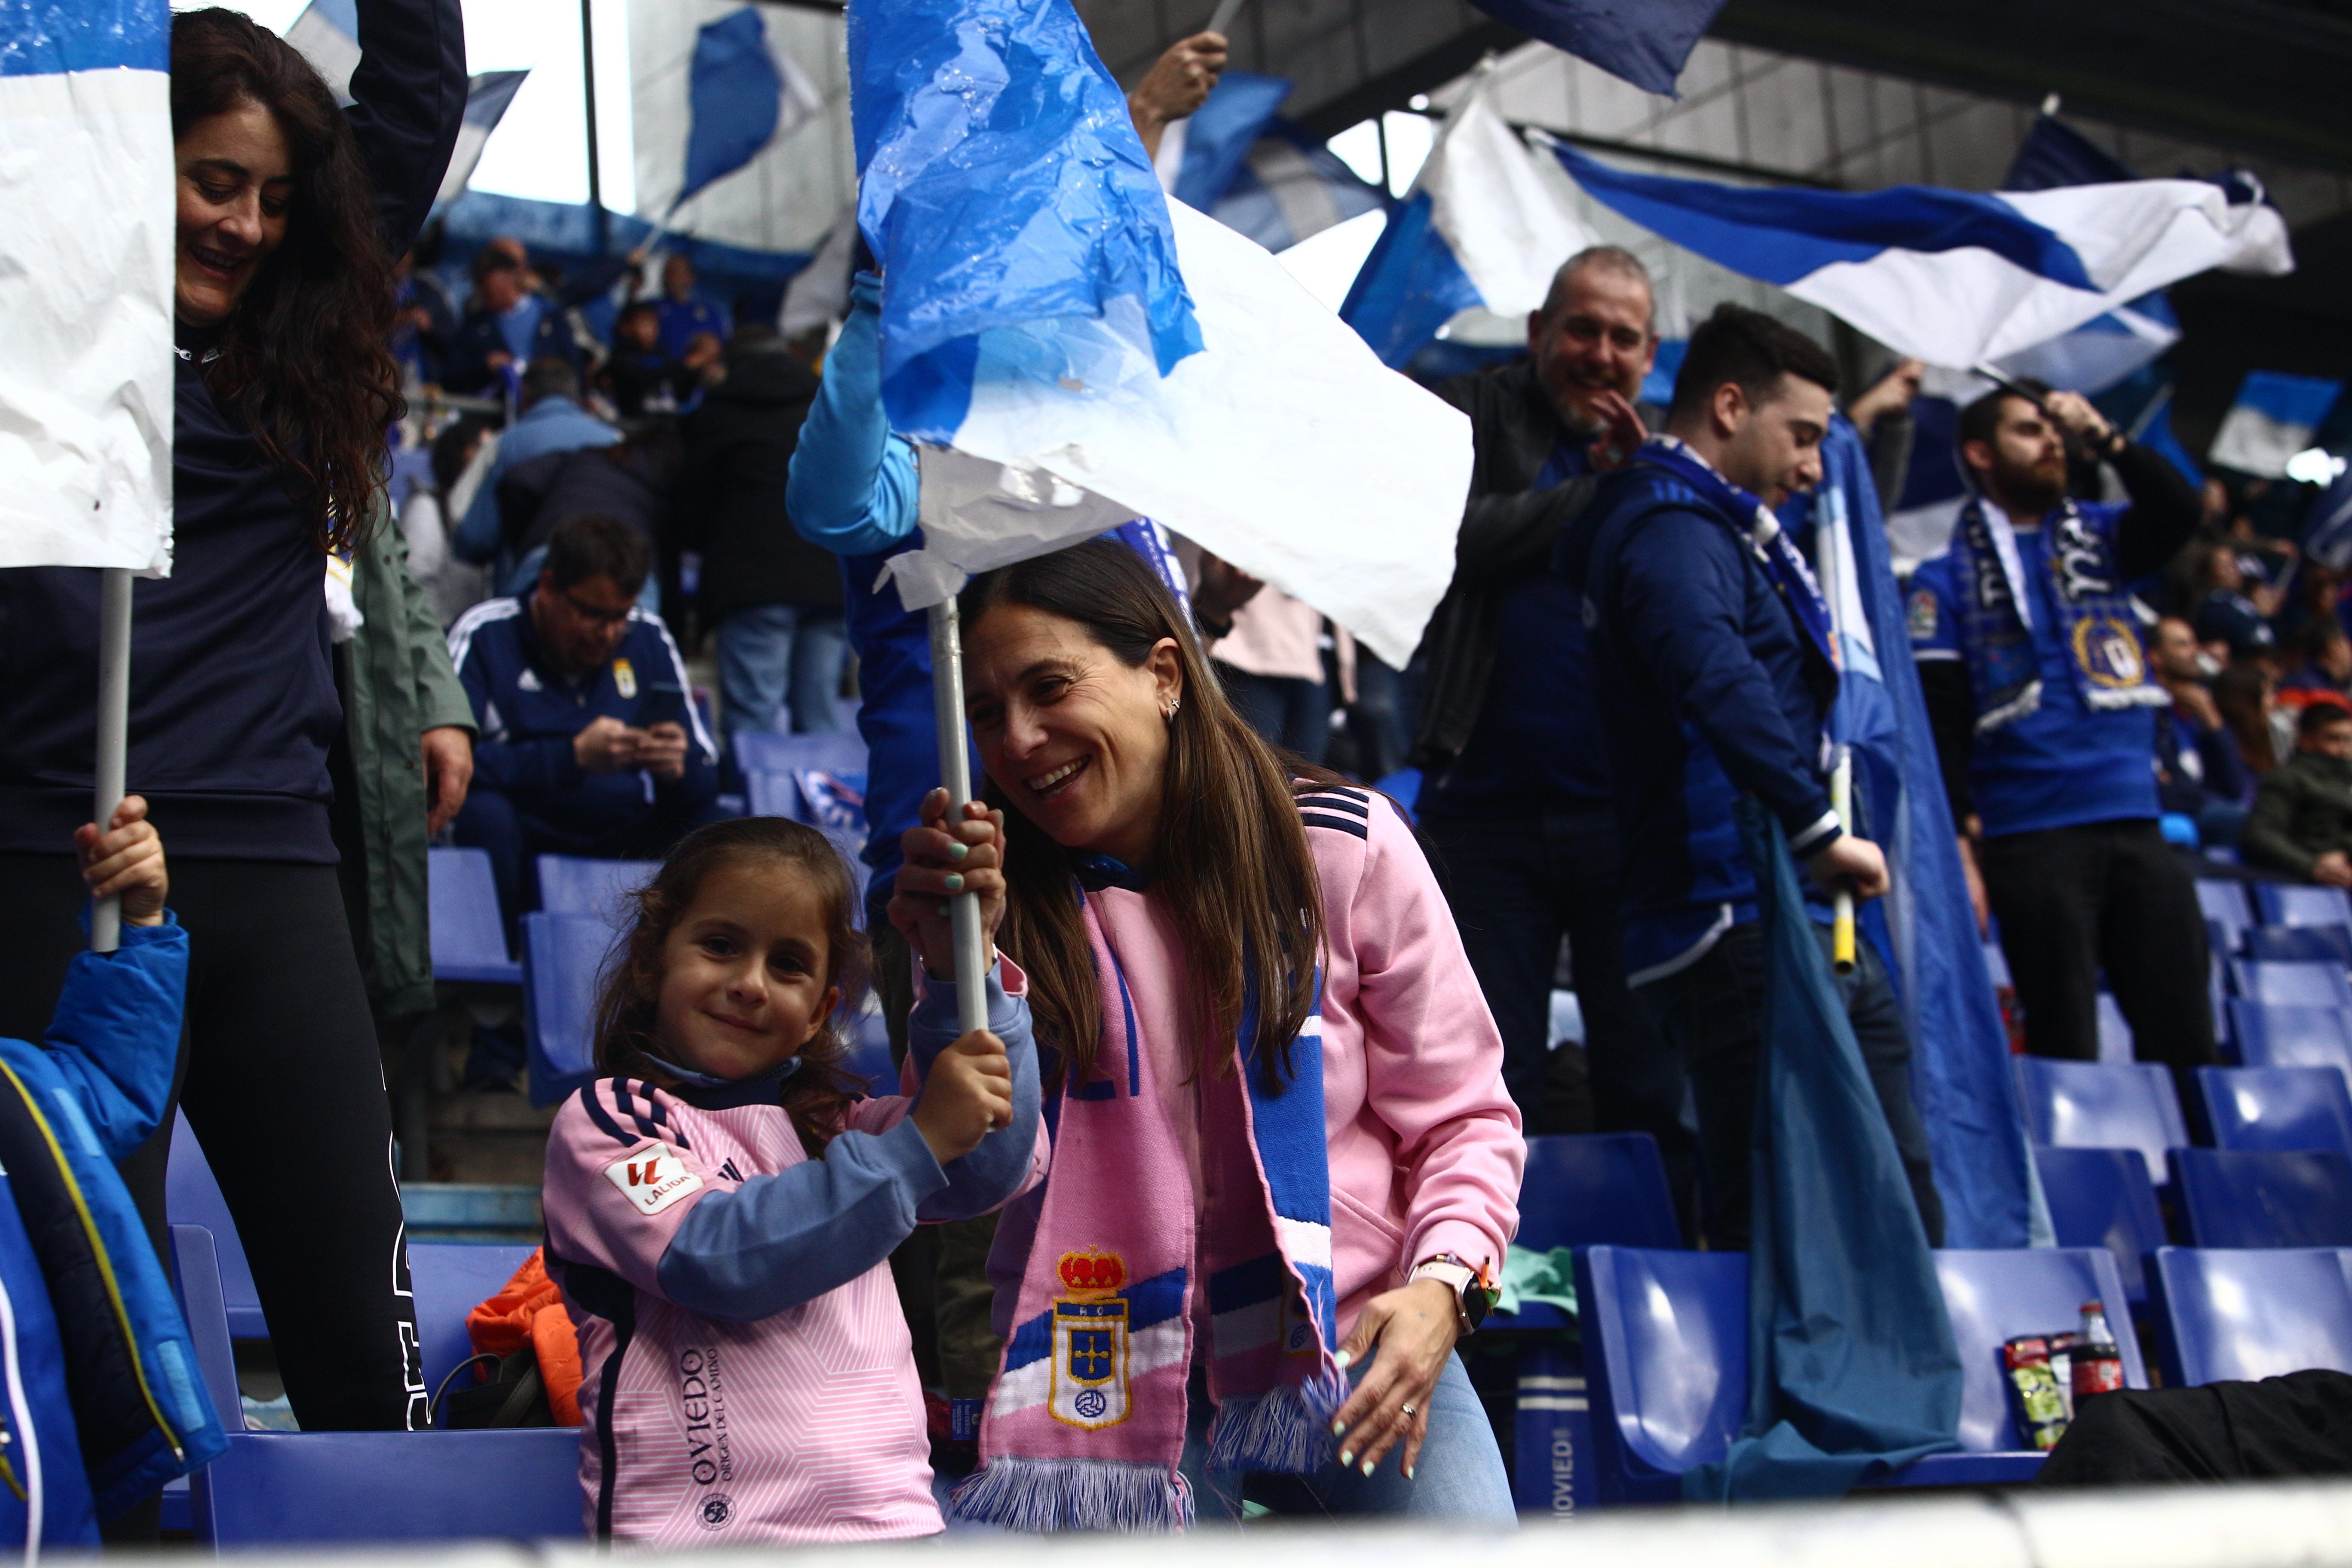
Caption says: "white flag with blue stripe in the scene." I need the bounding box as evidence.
[0,0,175,574]
[2208,371,2343,481]
[1544,138,2293,370]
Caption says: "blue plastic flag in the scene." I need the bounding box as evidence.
[847,0,1200,443]
[1684,799,1962,1501]
[1469,0,1725,95]
[676,8,784,214]
[1338,192,1482,368]
[1793,418,2037,1250]
[1170,70,1292,210]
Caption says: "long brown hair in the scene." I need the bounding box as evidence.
[172,9,401,551]
[958,540,1326,1094]
[591,818,871,1155]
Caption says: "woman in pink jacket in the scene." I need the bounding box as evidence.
[901,539,1522,1531]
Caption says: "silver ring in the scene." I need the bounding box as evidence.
[1399,1403,1416,1418]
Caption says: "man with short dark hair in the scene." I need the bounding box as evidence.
[1566,303,1942,1250]
[2242,701,2352,888]
[447,514,720,926]
[1418,247,1687,1192]
[1910,377,2208,1073]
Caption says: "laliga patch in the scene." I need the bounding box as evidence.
[605,1142,702,1216]
[612,657,637,698]
[1908,588,1938,641]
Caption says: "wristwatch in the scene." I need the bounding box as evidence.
[1410,1255,1497,1335]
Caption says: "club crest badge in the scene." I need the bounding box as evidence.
[1051,1250,1130,1430]
[2073,615,2147,689]
[612,657,637,699]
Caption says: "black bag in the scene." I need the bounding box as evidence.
[434,1351,554,1429]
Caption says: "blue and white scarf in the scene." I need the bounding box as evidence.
[1637,435,1840,678]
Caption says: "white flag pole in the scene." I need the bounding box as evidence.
[927,597,990,1034]
[90,568,133,954]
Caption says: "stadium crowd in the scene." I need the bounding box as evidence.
[5,0,2352,1551]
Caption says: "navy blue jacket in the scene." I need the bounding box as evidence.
[447,595,718,832]
[1564,459,1841,981]
[0,0,465,861]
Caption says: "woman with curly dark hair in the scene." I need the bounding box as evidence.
[0,0,463,1439]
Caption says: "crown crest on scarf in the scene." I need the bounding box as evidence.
[1056,1250,1125,1294]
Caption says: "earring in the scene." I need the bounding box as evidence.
[1166,697,1182,720]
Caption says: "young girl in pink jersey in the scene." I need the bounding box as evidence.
[540,812,1044,1545]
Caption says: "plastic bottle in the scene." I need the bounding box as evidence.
[2071,1299,2125,1400]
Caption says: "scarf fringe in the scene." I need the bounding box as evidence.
[2086,684,2172,711]
[947,1457,1194,1533]
[1203,1371,1352,1474]
[1974,679,2043,734]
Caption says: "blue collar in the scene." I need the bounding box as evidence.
[1071,853,1150,892]
[643,1050,799,1090]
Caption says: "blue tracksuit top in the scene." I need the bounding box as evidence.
[1908,501,2160,839]
[1564,460,1841,984]
[446,594,718,832]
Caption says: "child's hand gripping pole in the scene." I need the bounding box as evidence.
[928,598,991,1035]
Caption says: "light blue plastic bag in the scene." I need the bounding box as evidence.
[845,0,1200,443]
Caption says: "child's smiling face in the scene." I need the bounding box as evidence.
[654,861,840,1081]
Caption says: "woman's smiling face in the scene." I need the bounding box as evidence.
[962,602,1183,868]
[175,99,292,326]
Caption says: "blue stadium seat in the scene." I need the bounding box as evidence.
[1982,942,2012,990]
[167,1116,266,1339]
[2013,1058,2188,1182]
[841,1008,897,1095]
[523,912,617,1106]
[2196,879,2255,955]
[2230,959,2352,1008]
[731,730,867,785]
[411,1243,538,1416]
[2169,1148,2352,1247]
[1928,1248,2146,1458]
[533,855,658,922]
[2196,1066,2352,1154]
[2152,1246,2352,1387]
[2095,993,2133,1065]
[2228,1000,2352,1078]
[2255,883,2352,931]
[2030,1145,2165,1305]
[744,768,797,819]
[1491,1134,1682,1337]
[427,846,523,985]
[2247,925,2352,966]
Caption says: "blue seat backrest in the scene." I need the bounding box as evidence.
[2170,1148,2352,1248]
[842,1009,897,1095]
[2029,1145,2165,1305]
[2196,879,2254,953]
[1935,1248,2145,1451]
[731,731,867,784]
[168,1224,245,1425]
[427,847,520,983]
[1582,1246,1747,1477]
[410,1242,537,1415]
[2156,1246,2352,1386]
[2095,993,2133,1065]
[2228,1000,2352,1078]
[2231,959,2352,1008]
[2198,1066,2352,1154]
[1519,1134,1683,1252]
[533,855,658,921]
[2257,883,2352,931]
[745,769,796,819]
[2247,925,2352,966]
[2014,1057,2188,1179]
[523,912,619,1102]
[165,1116,266,1338]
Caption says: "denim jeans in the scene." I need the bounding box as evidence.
[717,602,849,737]
[1422,807,1696,1228]
[1178,1352,1514,1525]
[1636,921,1944,1253]
[1217,665,1329,763]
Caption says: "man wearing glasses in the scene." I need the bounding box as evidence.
[446,514,720,942]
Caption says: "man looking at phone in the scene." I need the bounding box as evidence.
[447,514,720,929]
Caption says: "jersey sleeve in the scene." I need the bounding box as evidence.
[544,1079,731,1299]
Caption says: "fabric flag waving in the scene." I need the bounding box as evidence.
[431,70,529,215]
[1546,138,2293,370]
[848,0,1470,668]
[674,6,821,216]
[1468,0,1726,96]
[2208,371,2343,481]
[283,0,361,102]
[0,0,175,576]
[1154,72,1384,254]
[1163,69,1292,210]
[1341,71,1595,368]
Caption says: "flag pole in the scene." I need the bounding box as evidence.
[1815,501,1856,975]
[927,597,991,1035]
[90,567,132,954]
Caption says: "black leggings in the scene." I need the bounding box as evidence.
[0,854,424,1432]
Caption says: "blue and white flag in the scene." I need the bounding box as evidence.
[0,0,175,575]
[283,0,360,103]
[848,0,1472,666]
[674,6,821,216]
[1469,0,1726,96]
[1341,73,1595,367]
[2209,371,2343,481]
[1163,70,1292,210]
[1545,139,2293,370]
[1206,126,1385,253]
[431,70,529,215]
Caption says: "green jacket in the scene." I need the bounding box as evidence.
[341,498,476,1017]
[2243,750,2352,880]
